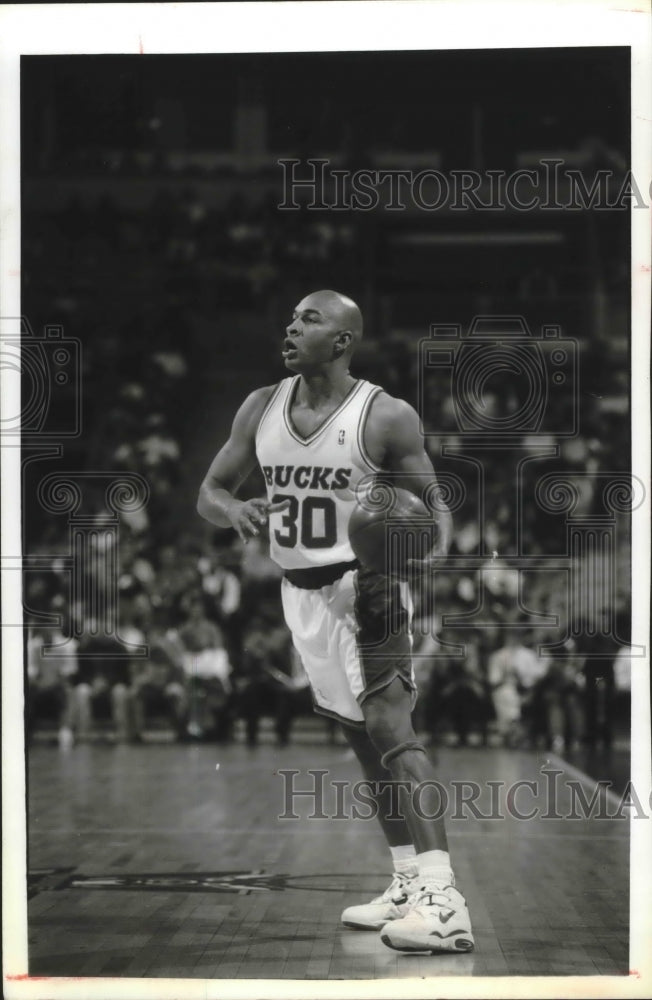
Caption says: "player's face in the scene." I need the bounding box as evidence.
[282,297,343,371]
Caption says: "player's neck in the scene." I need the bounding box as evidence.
[298,369,356,407]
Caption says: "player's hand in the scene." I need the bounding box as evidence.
[227,496,290,543]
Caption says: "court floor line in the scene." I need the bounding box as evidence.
[548,752,625,810]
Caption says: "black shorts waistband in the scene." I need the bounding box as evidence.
[283,560,359,590]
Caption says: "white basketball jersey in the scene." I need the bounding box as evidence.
[255,376,383,570]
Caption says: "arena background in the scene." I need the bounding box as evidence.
[21,48,631,651]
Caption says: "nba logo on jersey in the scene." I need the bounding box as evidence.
[338,430,345,444]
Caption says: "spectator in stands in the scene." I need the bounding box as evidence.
[480,556,520,620]
[137,413,180,479]
[613,642,632,737]
[117,534,156,600]
[152,544,199,621]
[72,624,133,743]
[129,629,189,743]
[198,541,242,634]
[609,611,632,740]
[487,627,546,747]
[26,613,77,748]
[578,611,620,751]
[531,633,584,753]
[236,614,304,747]
[437,629,489,747]
[178,594,233,741]
[197,540,244,688]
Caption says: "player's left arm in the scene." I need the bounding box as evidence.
[370,394,453,565]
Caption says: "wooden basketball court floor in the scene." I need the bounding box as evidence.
[24,729,631,983]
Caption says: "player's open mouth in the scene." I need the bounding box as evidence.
[282,342,298,358]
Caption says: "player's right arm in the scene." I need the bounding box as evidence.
[197,386,283,543]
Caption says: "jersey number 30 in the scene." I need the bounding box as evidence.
[271,494,337,549]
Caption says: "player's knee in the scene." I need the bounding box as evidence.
[363,709,413,757]
[362,686,416,755]
[380,739,429,770]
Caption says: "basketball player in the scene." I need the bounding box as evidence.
[197,290,473,953]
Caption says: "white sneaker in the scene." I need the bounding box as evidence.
[341,869,419,930]
[380,881,474,953]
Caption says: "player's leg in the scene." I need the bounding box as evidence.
[280,570,471,948]
[353,556,472,950]
[339,721,420,930]
[340,722,413,848]
[279,576,420,929]
[360,676,448,854]
[361,677,473,953]
[352,566,449,855]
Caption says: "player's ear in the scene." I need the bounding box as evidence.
[333,330,352,358]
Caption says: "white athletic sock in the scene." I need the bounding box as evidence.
[389,844,418,874]
[416,849,454,885]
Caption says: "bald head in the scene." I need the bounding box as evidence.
[301,289,363,351]
[284,289,365,373]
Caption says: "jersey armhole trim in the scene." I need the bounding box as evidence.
[255,379,288,442]
[357,386,384,472]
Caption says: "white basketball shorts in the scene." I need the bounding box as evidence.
[280,564,416,727]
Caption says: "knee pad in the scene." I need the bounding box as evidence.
[380,739,428,770]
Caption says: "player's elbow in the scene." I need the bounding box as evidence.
[197,479,232,528]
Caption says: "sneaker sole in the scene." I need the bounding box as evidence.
[380,931,474,954]
[342,919,386,931]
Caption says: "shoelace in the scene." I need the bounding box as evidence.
[382,871,416,902]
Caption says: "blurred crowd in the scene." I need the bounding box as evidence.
[26,529,327,749]
[26,523,632,752]
[23,189,356,336]
[411,615,632,754]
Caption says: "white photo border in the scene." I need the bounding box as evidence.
[1,3,650,999]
